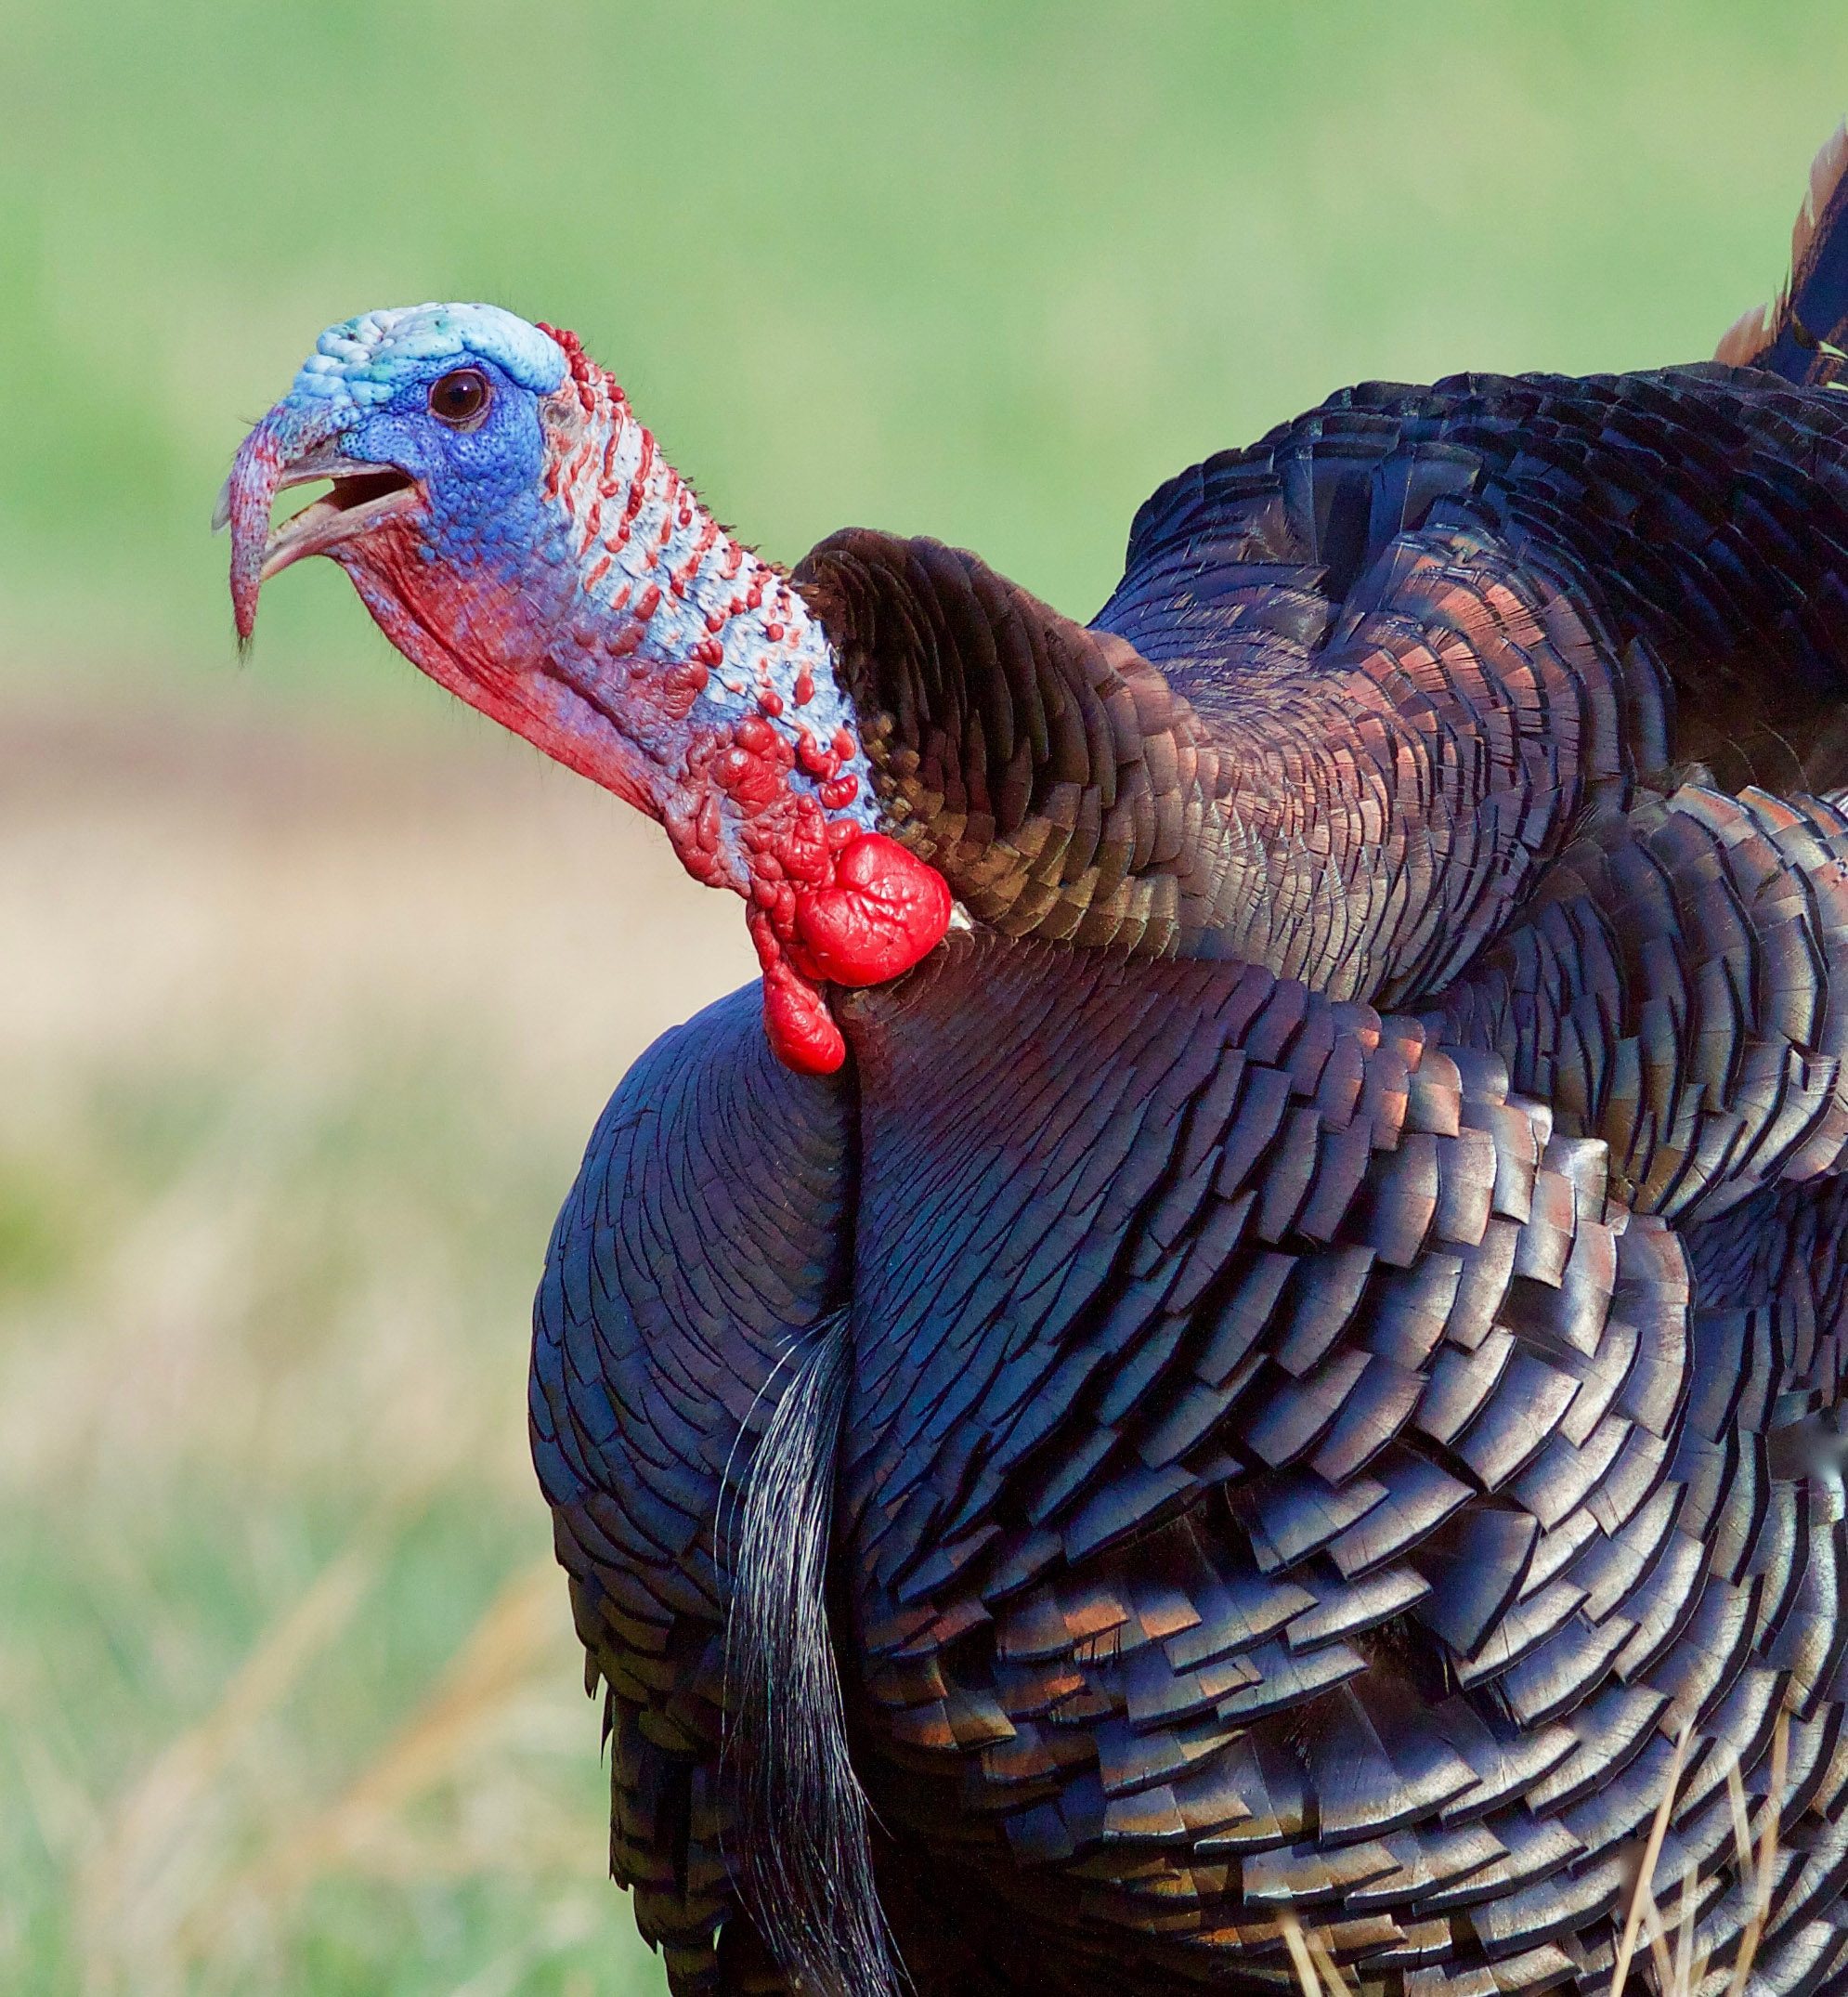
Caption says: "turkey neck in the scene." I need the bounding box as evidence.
[528,358,957,1073]
[536,361,879,859]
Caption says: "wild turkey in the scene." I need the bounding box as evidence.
[224,130,1848,1997]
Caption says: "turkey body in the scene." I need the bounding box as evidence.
[524,149,1848,1997]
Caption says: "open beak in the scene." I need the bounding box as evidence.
[219,420,420,643]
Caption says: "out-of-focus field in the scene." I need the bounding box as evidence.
[0,698,751,1992]
[3,1,1847,1990]
[5,2,1848,701]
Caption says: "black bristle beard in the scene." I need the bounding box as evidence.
[723,1310,906,1997]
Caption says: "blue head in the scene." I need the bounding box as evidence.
[222,301,576,642]
[226,300,951,1076]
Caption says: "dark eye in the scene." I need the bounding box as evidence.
[428,367,491,428]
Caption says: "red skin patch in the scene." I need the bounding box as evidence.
[795,834,954,988]
[699,723,950,1072]
[647,710,944,1072]
[750,910,847,1075]
[749,835,951,1073]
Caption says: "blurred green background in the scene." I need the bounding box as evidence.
[1,2,1843,1990]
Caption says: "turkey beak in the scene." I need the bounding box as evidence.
[219,411,420,645]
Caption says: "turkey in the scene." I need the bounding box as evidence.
[223,128,1848,1997]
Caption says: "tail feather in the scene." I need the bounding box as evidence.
[1717,120,1848,385]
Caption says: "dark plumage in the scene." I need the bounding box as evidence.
[229,128,1848,1997]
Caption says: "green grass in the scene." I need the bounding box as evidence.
[0,719,747,1992]
[1,1,1845,711]
[0,1019,672,1993]
[2,5,1847,1990]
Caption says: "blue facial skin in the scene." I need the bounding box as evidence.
[256,303,577,584]
[339,358,566,581]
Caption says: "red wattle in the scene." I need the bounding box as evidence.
[750,912,847,1075]
[792,834,952,988]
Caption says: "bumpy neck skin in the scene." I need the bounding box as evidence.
[537,339,876,845]
[337,332,950,1073]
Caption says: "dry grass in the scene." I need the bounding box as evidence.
[0,688,753,1993]
[1277,1705,1797,1997]
[1603,1708,1791,1997]
[1278,1906,1360,1997]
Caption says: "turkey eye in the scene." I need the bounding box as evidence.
[428,368,491,427]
